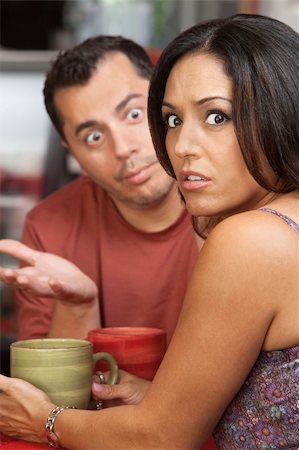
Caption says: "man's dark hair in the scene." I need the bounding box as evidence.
[44,35,153,137]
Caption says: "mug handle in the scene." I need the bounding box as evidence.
[93,352,118,384]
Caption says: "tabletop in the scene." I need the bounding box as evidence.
[0,433,218,449]
[0,433,55,449]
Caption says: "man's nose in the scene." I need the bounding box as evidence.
[112,127,138,159]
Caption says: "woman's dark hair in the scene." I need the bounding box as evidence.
[148,14,299,235]
[44,35,153,137]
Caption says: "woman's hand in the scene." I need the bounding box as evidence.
[0,374,55,443]
[92,370,151,407]
[0,239,97,305]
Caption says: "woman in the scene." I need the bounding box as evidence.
[0,14,298,449]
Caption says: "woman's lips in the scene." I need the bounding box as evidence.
[180,171,210,191]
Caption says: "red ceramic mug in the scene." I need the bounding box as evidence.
[87,327,166,380]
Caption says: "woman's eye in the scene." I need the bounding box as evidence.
[127,108,142,121]
[206,112,229,125]
[166,114,181,128]
[86,130,103,144]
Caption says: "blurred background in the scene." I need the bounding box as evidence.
[0,0,298,372]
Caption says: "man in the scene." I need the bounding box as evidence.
[14,36,199,345]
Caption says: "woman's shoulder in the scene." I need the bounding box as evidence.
[203,208,297,264]
[213,206,297,237]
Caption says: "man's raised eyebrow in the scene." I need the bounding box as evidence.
[75,120,99,137]
[75,94,145,136]
[115,94,144,113]
[162,96,232,108]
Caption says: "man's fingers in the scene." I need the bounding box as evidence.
[0,240,36,266]
[0,268,17,284]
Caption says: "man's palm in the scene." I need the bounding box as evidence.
[0,239,97,304]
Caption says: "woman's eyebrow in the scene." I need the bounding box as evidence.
[162,96,232,109]
[195,96,232,106]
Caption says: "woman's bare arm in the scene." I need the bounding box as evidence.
[0,212,296,448]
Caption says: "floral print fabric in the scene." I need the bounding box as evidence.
[213,346,299,449]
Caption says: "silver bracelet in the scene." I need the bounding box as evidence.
[45,405,77,448]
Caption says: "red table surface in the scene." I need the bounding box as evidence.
[0,434,54,449]
[0,433,217,449]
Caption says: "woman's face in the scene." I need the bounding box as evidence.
[162,52,271,218]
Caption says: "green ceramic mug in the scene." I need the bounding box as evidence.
[10,338,118,409]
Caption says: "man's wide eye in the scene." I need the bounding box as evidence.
[86,130,103,144]
[127,108,142,120]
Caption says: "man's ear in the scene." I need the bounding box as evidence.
[61,140,69,150]
[61,140,86,175]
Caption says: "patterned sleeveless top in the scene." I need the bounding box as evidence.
[213,209,299,449]
[259,207,299,233]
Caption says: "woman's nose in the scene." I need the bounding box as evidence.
[173,122,202,159]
